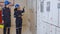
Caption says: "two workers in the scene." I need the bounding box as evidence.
[2,1,25,34]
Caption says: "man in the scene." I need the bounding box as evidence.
[14,4,25,34]
[2,1,11,34]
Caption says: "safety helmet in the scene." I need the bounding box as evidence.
[15,4,20,8]
[4,1,10,5]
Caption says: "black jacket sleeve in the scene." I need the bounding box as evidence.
[21,8,25,13]
[9,8,11,16]
[14,8,17,18]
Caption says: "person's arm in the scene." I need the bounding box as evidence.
[9,8,11,16]
[21,7,25,13]
[2,8,5,24]
[2,8,4,20]
[14,8,17,18]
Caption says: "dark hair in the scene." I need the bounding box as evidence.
[14,8,17,11]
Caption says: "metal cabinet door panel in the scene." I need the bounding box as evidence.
[46,24,51,34]
[41,0,49,22]
[56,28,60,34]
[49,0,58,26]
[59,9,60,27]
[37,21,47,34]
[50,25,56,34]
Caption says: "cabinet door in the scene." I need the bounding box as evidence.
[49,0,58,26]
[37,21,47,34]
[50,25,56,34]
[56,27,60,34]
[46,24,50,34]
[40,0,49,22]
[59,9,60,27]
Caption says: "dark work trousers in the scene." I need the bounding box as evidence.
[3,27,10,34]
[16,17,22,34]
[16,28,22,34]
[3,20,11,34]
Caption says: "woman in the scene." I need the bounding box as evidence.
[14,4,25,34]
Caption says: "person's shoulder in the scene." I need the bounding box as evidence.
[2,7,5,9]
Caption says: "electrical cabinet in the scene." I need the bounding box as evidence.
[37,0,60,34]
